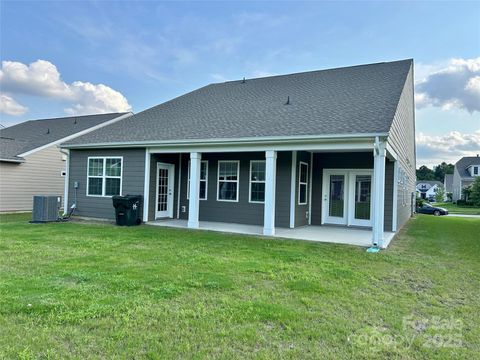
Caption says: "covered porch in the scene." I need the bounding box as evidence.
[142,137,400,249]
[147,219,396,248]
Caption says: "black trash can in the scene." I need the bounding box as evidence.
[112,195,143,226]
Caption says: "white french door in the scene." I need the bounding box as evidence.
[322,169,373,227]
[155,163,175,219]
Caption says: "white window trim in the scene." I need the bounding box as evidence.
[187,160,208,200]
[249,160,266,203]
[298,161,308,205]
[86,156,123,197]
[217,160,240,202]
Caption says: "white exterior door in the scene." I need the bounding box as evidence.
[155,163,175,219]
[322,170,348,225]
[347,171,373,227]
[322,169,373,227]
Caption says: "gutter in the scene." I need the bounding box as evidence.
[0,158,25,163]
[61,132,390,149]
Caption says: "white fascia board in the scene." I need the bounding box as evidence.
[19,112,133,157]
[61,132,389,150]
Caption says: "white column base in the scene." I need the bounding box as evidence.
[263,227,275,236]
[188,220,200,229]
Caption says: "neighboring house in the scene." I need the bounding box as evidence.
[0,113,132,212]
[452,155,480,201]
[61,59,416,248]
[444,174,453,195]
[416,180,444,201]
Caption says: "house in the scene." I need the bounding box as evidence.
[452,155,480,201]
[444,174,453,195]
[0,113,132,212]
[60,59,416,248]
[416,180,444,201]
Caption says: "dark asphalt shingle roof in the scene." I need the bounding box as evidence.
[0,113,127,161]
[455,156,480,179]
[64,59,413,147]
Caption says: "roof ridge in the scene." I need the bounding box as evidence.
[19,112,128,123]
[212,59,414,85]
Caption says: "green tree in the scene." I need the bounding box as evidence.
[433,162,455,182]
[435,187,445,203]
[469,177,480,206]
[416,165,435,180]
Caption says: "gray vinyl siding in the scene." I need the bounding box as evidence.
[311,152,373,226]
[177,151,292,228]
[148,153,181,221]
[294,151,311,227]
[68,148,145,219]
[387,63,416,231]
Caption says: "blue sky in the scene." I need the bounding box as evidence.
[1,1,479,166]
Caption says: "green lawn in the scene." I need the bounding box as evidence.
[0,214,479,359]
[434,202,480,215]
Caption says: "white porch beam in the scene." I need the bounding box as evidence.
[188,152,202,228]
[264,150,277,236]
[372,138,386,247]
[143,149,151,222]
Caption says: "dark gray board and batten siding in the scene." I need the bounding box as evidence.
[69,148,396,232]
[177,151,292,228]
[68,149,145,220]
[310,152,394,232]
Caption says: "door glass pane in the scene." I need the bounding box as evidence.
[355,175,371,220]
[329,175,344,217]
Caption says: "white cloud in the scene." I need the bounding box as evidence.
[0,94,28,116]
[415,57,480,112]
[416,130,480,166]
[0,60,131,116]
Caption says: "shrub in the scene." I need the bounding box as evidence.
[469,177,480,206]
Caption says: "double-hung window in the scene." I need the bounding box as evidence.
[87,157,122,196]
[298,162,308,205]
[249,160,266,203]
[187,161,208,200]
[217,161,239,201]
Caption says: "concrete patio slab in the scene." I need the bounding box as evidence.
[147,219,395,248]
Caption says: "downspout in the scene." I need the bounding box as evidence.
[60,148,77,218]
[60,149,70,215]
[367,137,381,253]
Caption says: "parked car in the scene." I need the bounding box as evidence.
[417,203,449,216]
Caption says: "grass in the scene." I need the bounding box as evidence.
[434,202,480,215]
[0,213,479,359]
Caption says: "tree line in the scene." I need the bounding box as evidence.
[416,162,454,183]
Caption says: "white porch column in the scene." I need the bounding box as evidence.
[372,139,386,247]
[142,149,151,222]
[263,150,277,236]
[188,152,202,228]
